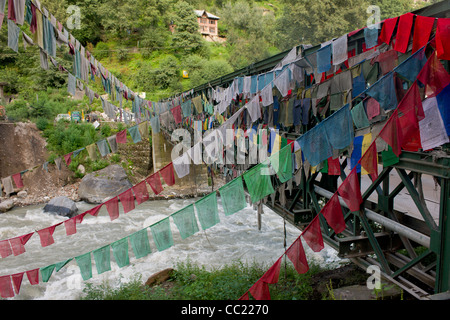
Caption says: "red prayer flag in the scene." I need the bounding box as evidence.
[327,157,340,176]
[412,15,435,53]
[12,173,24,189]
[260,257,282,284]
[9,233,34,256]
[249,279,271,300]
[146,172,164,195]
[116,129,128,144]
[338,167,363,212]
[379,17,398,45]
[302,216,324,252]
[238,291,250,300]
[379,109,402,156]
[393,13,414,53]
[118,188,135,213]
[105,196,120,221]
[159,163,175,186]
[26,269,39,285]
[417,51,450,98]
[11,273,23,295]
[132,180,149,205]
[86,204,102,217]
[64,212,86,236]
[64,152,73,166]
[436,18,450,60]
[286,237,309,274]
[0,275,14,298]
[321,193,346,234]
[0,240,12,258]
[37,224,60,247]
[360,143,379,180]
[171,105,183,124]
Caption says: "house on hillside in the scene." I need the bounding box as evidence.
[194,10,220,38]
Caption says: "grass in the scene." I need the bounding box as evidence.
[80,259,328,300]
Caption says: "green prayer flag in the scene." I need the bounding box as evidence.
[351,101,370,129]
[129,229,152,259]
[111,238,130,268]
[55,258,72,272]
[93,245,111,275]
[40,264,55,283]
[243,163,275,203]
[172,204,199,239]
[219,178,247,216]
[269,145,293,183]
[195,192,220,229]
[96,139,111,157]
[75,252,92,281]
[382,146,400,167]
[151,218,173,251]
[128,125,142,143]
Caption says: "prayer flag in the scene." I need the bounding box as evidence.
[219,178,247,216]
[105,196,120,221]
[338,167,363,212]
[64,152,73,166]
[129,229,152,259]
[26,268,39,285]
[151,218,173,251]
[302,216,324,252]
[436,18,450,60]
[171,204,199,240]
[159,163,175,186]
[146,172,164,195]
[0,275,14,298]
[37,224,59,247]
[261,257,282,284]
[379,17,398,45]
[132,180,149,205]
[393,13,414,53]
[243,163,275,204]
[417,51,450,98]
[116,129,127,144]
[9,233,33,256]
[40,265,55,283]
[286,237,309,274]
[170,105,182,124]
[111,238,130,268]
[118,188,135,214]
[249,279,271,300]
[412,15,435,53]
[195,192,220,230]
[321,193,346,234]
[11,273,23,295]
[361,142,379,180]
[93,245,111,275]
[75,252,92,281]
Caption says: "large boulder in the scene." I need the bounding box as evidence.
[0,199,15,213]
[78,164,133,204]
[43,196,78,218]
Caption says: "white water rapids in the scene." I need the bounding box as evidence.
[0,198,342,300]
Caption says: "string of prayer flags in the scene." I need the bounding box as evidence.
[171,204,199,240]
[150,218,173,252]
[194,192,220,230]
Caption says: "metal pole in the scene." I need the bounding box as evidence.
[313,185,431,248]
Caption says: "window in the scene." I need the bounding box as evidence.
[201,18,207,24]
[209,27,215,34]
[209,19,215,25]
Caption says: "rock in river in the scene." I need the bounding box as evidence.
[43,196,78,218]
[78,164,133,204]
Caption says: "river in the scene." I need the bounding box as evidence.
[0,198,342,300]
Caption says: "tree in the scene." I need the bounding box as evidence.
[170,1,205,54]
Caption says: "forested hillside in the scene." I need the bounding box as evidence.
[1,0,429,111]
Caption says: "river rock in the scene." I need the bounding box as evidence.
[43,196,78,218]
[78,164,133,204]
[145,268,174,287]
[0,199,15,213]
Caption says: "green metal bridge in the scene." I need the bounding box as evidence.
[164,1,450,300]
